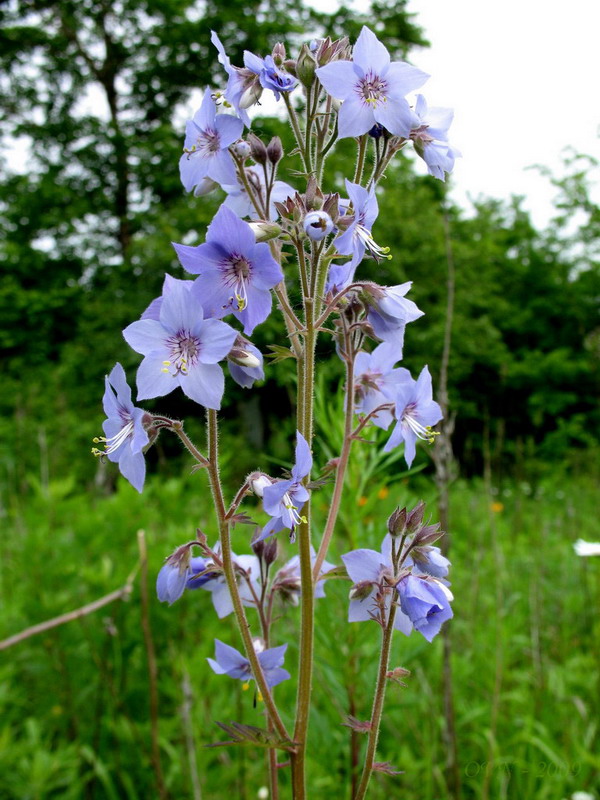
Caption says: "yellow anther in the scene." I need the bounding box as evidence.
[161,368,170,374]
[162,360,170,366]
[257,691,263,703]
[92,437,101,443]
[242,682,250,691]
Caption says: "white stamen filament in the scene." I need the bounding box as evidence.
[92,420,134,456]
[355,225,392,261]
[283,491,306,526]
[403,410,438,443]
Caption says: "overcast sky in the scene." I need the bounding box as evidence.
[399,0,600,227]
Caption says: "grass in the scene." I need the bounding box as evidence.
[1,447,599,799]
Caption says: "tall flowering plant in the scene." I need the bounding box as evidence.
[94,25,458,799]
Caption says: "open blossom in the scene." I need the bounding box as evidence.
[122,279,237,409]
[336,180,389,269]
[224,165,295,221]
[274,547,336,605]
[193,549,261,619]
[354,342,410,430]
[341,535,413,635]
[410,94,460,181]
[396,575,453,642]
[93,363,149,493]
[384,365,443,466]
[179,90,243,193]
[316,26,428,140]
[364,282,424,346]
[172,204,283,335]
[257,431,312,542]
[208,639,290,688]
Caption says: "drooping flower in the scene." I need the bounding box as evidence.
[92,363,149,493]
[334,180,389,271]
[179,90,243,193]
[172,204,283,335]
[122,279,237,409]
[353,342,410,430]
[396,574,453,642]
[316,26,428,140]
[407,545,451,578]
[224,165,295,221]
[254,53,297,99]
[156,543,197,605]
[384,366,443,466]
[257,432,312,542]
[410,94,460,181]
[303,210,334,241]
[341,535,412,635]
[194,549,261,619]
[363,282,424,346]
[227,336,265,389]
[208,639,290,688]
[273,546,336,605]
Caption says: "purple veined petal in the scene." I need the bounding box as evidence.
[107,363,132,407]
[123,318,169,356]
[234,286,272,335]
[264,667,291,688]
[243,50,264,75]
[334,225,358,257]
[207,204,256,253]
[352,26,391,74]
[262,478,294,516]
[315,60,356,100]
[414,365,433,405]
[292,484,309,506]
[214,112,244,147]
[136,353,178,401]
[293,432,312,479]
[196,318,237,363]
[380,533,393,564]
[102,378,120,420]
[180,362,225,409]
[326,261,356,294]
[341,549,388,583]
[141,295,163,321]
[385,61,429,97]
[337,97,376,139]
[249,243,284,290]
[118,446,146,493]
[258,643,287,671]
[194,89,217,131]
[393,606,413,636]
[176,240,227,275]
[211,31,232,75]
[179,149,209,193]
[214,639,249,673]
[255,515,286,542]
[206,580,234,618]
[157,564,188,605]
[159,280,204,334]
[420,401,443,429]
[383,420,405,454]
[348,592,377,622]
[370,341,402,372]
[402,429,417,466]
[131,406,150,453]
[206,148,238,186]
[373,96,416,139]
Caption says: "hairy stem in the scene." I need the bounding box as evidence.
[354,601,397,800]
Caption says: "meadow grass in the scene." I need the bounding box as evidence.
[1,455,599,799]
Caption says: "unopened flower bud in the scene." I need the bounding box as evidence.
[247,132,268,164]
[249,473,272,498]
[248,220,282,242]
[266,136,283,165]
[387,506,407,537]
[272,42,286,65]
[193,177,219,197]
[406,500,426,533]
[296,42,317,87]
[239,81,263,109]
[232,140,251,159]
[262,536,278,566]
[228,346,262,369]
[303,210,334,241]
[349,580,374,602]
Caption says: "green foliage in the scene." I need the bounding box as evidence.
[1,465,599,799]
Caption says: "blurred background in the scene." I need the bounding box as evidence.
[1,1,599,798]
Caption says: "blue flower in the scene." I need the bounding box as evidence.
[258,432,312,542]
[341,535,413,635]
[316,26,428,140]
[93,363,149,493]
[179,90,243,193]
[410,94,460,182]
[384,365,443,466]
[208,639,290,688]
[303,210,334,241]
[227,337,265,389]
[396,574,453,642]
[363,282,424,346]
[172,204,283,335]
[353,342,410,430]
[122,280,237,409]
[408,546,451,579]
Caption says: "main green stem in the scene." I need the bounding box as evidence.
[205,409,289,743]
[354,602,397,800]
